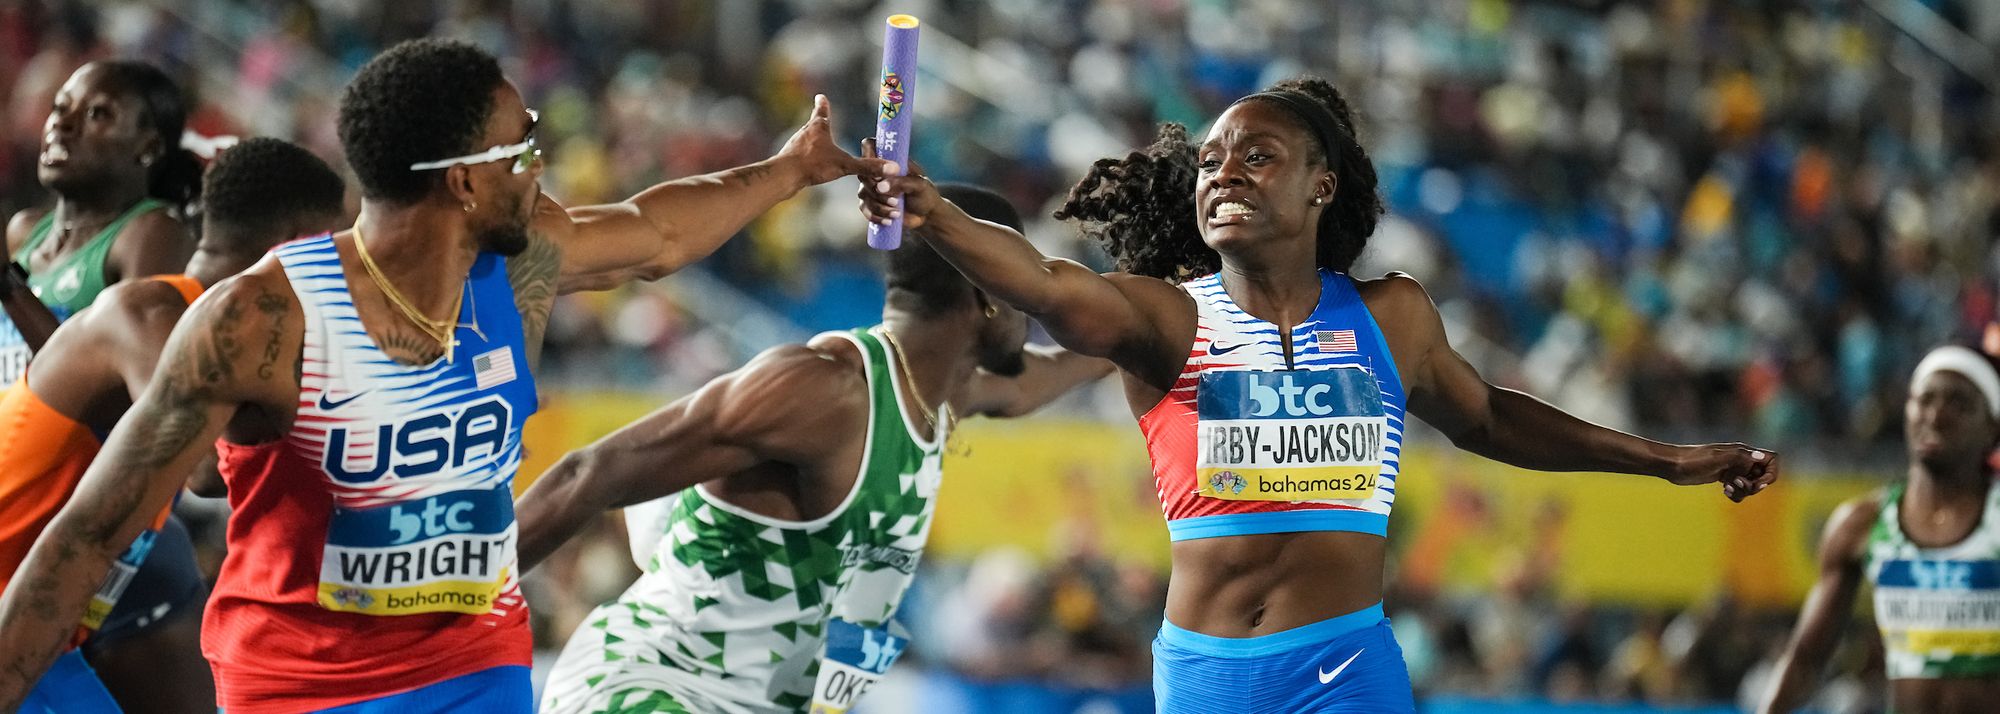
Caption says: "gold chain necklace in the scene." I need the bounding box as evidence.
[877,326,956,439]
[353,225,463,361]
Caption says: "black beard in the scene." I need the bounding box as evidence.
[476,220,530,257]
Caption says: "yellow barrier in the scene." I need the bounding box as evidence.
[521,392,1882,608]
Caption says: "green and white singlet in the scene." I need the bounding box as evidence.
[1865,478,2000,679]
[542,327,945,714]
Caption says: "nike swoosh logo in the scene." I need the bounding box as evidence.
[318,390,369,411]
[1208,341,1245,355]
[1318,648,1364,684]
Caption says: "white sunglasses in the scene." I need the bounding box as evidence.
[409,109,541,174]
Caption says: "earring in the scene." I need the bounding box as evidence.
[984,303,998,318]
[464,202,477,213]
[1312,196,1324,206]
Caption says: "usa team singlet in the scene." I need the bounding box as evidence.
[1142,269,1416,714]
[204,234,537,713]
[1141,268,1406,541]
[542,327,942,714]
[1866,479,2000,679]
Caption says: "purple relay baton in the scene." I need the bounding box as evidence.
[869,14,919,250]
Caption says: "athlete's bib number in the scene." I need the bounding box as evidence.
[317,486,516,616]
[809,618,908,714]
[1875,559,2000,658]
[1196,367,1388,501]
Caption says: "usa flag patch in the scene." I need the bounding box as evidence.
[473,347,517,390]
[1316,329,1358,353]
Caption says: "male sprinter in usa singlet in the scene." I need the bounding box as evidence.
[0,138,345,714]
[517,185,1112,714]
[0,38,873,713]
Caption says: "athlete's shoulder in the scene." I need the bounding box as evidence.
[4,207,46,253]
[180,259,302,345]
[1821,491,1886,566]
[1352,271,1432,311]
[82,277,197,336]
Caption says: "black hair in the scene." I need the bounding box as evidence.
[202,138,345,247]
[1053,76,1383,282]
[886,183,1023,316]
[92,60,201,212]
[338,39,504,204]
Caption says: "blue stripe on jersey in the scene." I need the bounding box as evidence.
[1875,560,2000,590]
[1168,510,1390,540]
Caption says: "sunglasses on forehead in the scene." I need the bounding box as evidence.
[409,108,541,174]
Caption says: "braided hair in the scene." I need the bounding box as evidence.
[1053,76,1383,283]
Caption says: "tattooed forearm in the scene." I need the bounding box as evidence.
[0,280,282,708]
[727,161,775,188]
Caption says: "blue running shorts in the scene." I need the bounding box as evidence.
[316,664,532,713]
[1152,602,1413,713]
[19,650,120,713]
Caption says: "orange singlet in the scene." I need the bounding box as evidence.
[0,275,203,596]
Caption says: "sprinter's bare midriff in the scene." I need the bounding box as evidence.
[1164,530,1387,637]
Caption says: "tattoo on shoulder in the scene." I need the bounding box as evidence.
[255,291,287,381]
[508,231,561,366]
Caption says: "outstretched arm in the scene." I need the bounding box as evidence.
[516,341,866,572]
[0,274,293,709]
[954,345,1115,418]
[1759,496,1876,714]
[857,147,1187,383]
[1380,274,1778,500]
[549,95,873,293]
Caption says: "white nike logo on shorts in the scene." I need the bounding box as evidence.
[1318,649,1365,684]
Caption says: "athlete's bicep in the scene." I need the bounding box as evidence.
[33,275,285,582]
[1377,282,1479,436]
[591,344,864,505]
[516,344,863,570]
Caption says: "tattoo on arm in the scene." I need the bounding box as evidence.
[507,231,561,370]
[728,162,774,188]
[256,292,287,380]
[0,282,284,707]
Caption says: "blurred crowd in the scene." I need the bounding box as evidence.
[3,0,1996,710]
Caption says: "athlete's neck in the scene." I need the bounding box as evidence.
[350,203,479,311]
[183,243,265,287]
[1908,460,1993,505]
[47,188,148,242]
[879,307,980,428]
[1217,258,1322,329]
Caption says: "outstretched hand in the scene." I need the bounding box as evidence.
[1666,443,1780,502]
[855,137,941,230]
[775,94,874,187]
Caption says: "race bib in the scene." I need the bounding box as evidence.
[1875,559,2000,657]
[809,618,908,714]
[1196,367,1388,502]
[318,486,515,616]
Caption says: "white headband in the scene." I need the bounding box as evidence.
[1911,345,2000,418]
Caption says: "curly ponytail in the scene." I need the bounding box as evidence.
[1053,76,1383,281]
[1052,123,1211,282]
